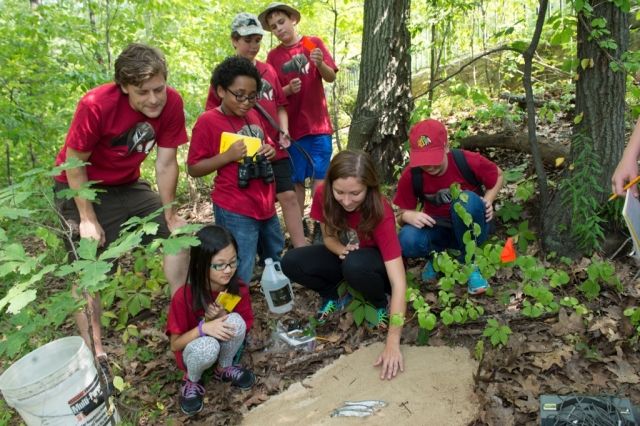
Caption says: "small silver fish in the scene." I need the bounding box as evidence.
[331,408,373,417]
[343,400,387,409]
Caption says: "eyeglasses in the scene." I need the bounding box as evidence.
[210,259,239,271]
[226,89,258,103]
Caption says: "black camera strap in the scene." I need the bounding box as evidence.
[254,103,287,138]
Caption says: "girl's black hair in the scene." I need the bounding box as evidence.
[187,224,240,313]
[210,55,262,93]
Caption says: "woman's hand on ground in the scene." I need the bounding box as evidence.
[373,343,404,380]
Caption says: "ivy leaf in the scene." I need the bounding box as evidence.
[77,238,99,261]
[162,235,200,255]
[352,305,365,325]
[418,312,437,330]
[364,304,378,324]
[99,232,143,261]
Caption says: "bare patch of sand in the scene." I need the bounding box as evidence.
[242,343,479,425]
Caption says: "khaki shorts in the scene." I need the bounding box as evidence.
[54,180,170,253]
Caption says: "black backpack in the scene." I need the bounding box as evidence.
[410,149,496,231]
[411,149,484,206]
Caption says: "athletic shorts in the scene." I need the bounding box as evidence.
[272,158,295,194]
[287,134,332,183]
[54,180,170,253]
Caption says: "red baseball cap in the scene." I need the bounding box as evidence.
[409,119,448,167]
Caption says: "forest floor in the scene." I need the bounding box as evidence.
[5,115,640,425]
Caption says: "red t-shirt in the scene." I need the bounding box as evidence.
[166,283,254,371]
[266,36,338,141]
[393,150,499,218]
[187,108,276,220]
[205,61,289,161]
[310,184,401,262]
[54,83,188,185]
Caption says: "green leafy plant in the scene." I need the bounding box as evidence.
[559,132,605,254]
[482,318,512,347]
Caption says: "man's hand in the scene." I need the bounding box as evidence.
[482,197,494,221]
[79,218,106,246]
[401,210,436,229]
[165,212,187,233]
[612,156,639,197]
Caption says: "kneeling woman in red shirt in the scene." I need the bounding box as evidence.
[282,150,407,380]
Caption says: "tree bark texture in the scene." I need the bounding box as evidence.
[347,0,412,183]
[543,1,629,256]
[573,1,628,195]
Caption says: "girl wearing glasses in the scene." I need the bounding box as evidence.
[166,225,256,416]
[188,55,283,285]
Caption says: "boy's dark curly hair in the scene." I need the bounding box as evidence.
[211,55,262,93]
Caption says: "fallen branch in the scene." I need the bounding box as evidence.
[283,347,345,369]
[458,132,569,165]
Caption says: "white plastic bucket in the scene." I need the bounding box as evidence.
[0,336,119,425]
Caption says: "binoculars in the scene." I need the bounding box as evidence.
[238,154,274,188]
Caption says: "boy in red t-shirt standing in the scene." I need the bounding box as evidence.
[258,2,338,239]
[205,12,306,249]
[393,119,504,295]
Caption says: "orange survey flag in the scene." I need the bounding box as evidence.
[301,36,317,52]
[500,237,516,263]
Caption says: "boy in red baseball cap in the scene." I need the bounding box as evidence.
[392,119,503,294]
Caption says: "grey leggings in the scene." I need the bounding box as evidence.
[182,313,246,382]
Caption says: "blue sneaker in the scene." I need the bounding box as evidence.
[421,261,437,281]
[467,268,488,295]
[316,294,352,325]
[366,307,389,329]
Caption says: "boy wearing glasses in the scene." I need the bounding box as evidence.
[53,43,189,390]
[205,12,306,249]
[259,2,338,240]
[188,56,283,285]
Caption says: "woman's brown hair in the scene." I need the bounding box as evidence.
[322,150,385,239]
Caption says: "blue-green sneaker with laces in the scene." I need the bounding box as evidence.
[421,261,437,281]
[366,307,389,329]
[316,294,352,325]
[467,268,488,295]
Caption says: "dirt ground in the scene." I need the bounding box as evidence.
[242,343,479,426]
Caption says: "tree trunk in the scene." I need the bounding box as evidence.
[573,3,628,194]
[542,1,629,256]
[347,0,412,183]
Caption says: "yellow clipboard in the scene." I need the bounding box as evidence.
[220,132,262,162]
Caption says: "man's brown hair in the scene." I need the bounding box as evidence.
[114,43,167,87]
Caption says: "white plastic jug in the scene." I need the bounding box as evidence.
[260,258,294,314]
[0,336,119,426]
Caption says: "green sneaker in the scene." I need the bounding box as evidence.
[366,307,389,329]
[316,295,352,325]
[421,261,437,281]
[467,268,488,295]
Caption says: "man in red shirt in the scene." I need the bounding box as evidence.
[393,119,503,295]
[54,43,189,386]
